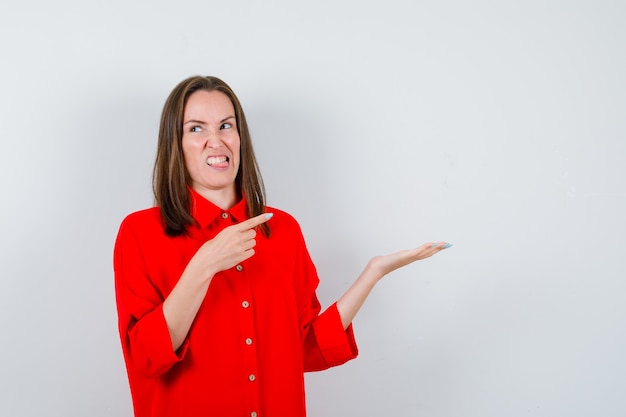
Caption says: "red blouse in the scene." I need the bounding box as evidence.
[114,189,358,417]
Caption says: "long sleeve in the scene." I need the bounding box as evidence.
[289,220,358,372]
[113,201,358,417]
[114,214,189,379]
[301,300,358,371]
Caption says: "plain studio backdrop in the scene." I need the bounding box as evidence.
[1,1,625,416]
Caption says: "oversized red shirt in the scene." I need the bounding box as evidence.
[114,189,358,417]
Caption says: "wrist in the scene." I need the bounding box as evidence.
[182,259,215,286]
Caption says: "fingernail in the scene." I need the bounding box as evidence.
[443,243,453,249]
[431,243,438,248]
[265,213,273,220]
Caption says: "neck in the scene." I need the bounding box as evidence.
[194,185,239,210]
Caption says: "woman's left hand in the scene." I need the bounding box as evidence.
[367,242,452,279]
[336,241,452,329]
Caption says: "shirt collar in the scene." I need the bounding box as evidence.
[189,187,248,228]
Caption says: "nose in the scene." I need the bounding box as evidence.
[205,130,222,148]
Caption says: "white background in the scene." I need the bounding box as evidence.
[1,1,625,416]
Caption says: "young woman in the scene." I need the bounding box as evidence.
[114,75,451,417]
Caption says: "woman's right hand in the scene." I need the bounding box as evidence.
[188,212,273,280]
[164,212,273,351]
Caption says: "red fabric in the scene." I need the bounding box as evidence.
[114,189,358,417]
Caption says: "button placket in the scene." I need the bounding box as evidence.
[234,264,261,413]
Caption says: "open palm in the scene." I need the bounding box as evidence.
[368,242,451,277]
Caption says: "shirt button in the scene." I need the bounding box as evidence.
[248,374,256,382]
[235,264,243,272]
[221,212,229,219]
[245,338,253,346]
[251,412,258,417]
[242,300,250,308]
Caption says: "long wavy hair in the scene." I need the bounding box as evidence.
[153,75,268,237]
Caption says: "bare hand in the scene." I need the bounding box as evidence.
[367,242,452,279]
[189,213,273,278]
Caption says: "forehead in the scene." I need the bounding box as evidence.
[184,90,235,120]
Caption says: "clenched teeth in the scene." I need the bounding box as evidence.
[206,156,229,166]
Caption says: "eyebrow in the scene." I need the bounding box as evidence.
[183,116,235,126]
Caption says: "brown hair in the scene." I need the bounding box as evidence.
[153,75,268,237]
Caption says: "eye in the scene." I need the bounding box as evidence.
[190,125,202,133]
[220,122,232,130]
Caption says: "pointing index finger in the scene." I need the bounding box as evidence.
[237,212,273,231]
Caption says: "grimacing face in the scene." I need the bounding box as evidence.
[181,89,241,204]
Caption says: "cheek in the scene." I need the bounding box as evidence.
[181,138,192,156]
[181,139,202,174]
[182,138,202,158]
[232,136,241,162]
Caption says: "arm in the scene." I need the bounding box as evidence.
[115,212,274,378]
[336,242,452,329]
[163,213,273,351]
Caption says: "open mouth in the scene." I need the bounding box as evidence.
[206,156,229,168]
